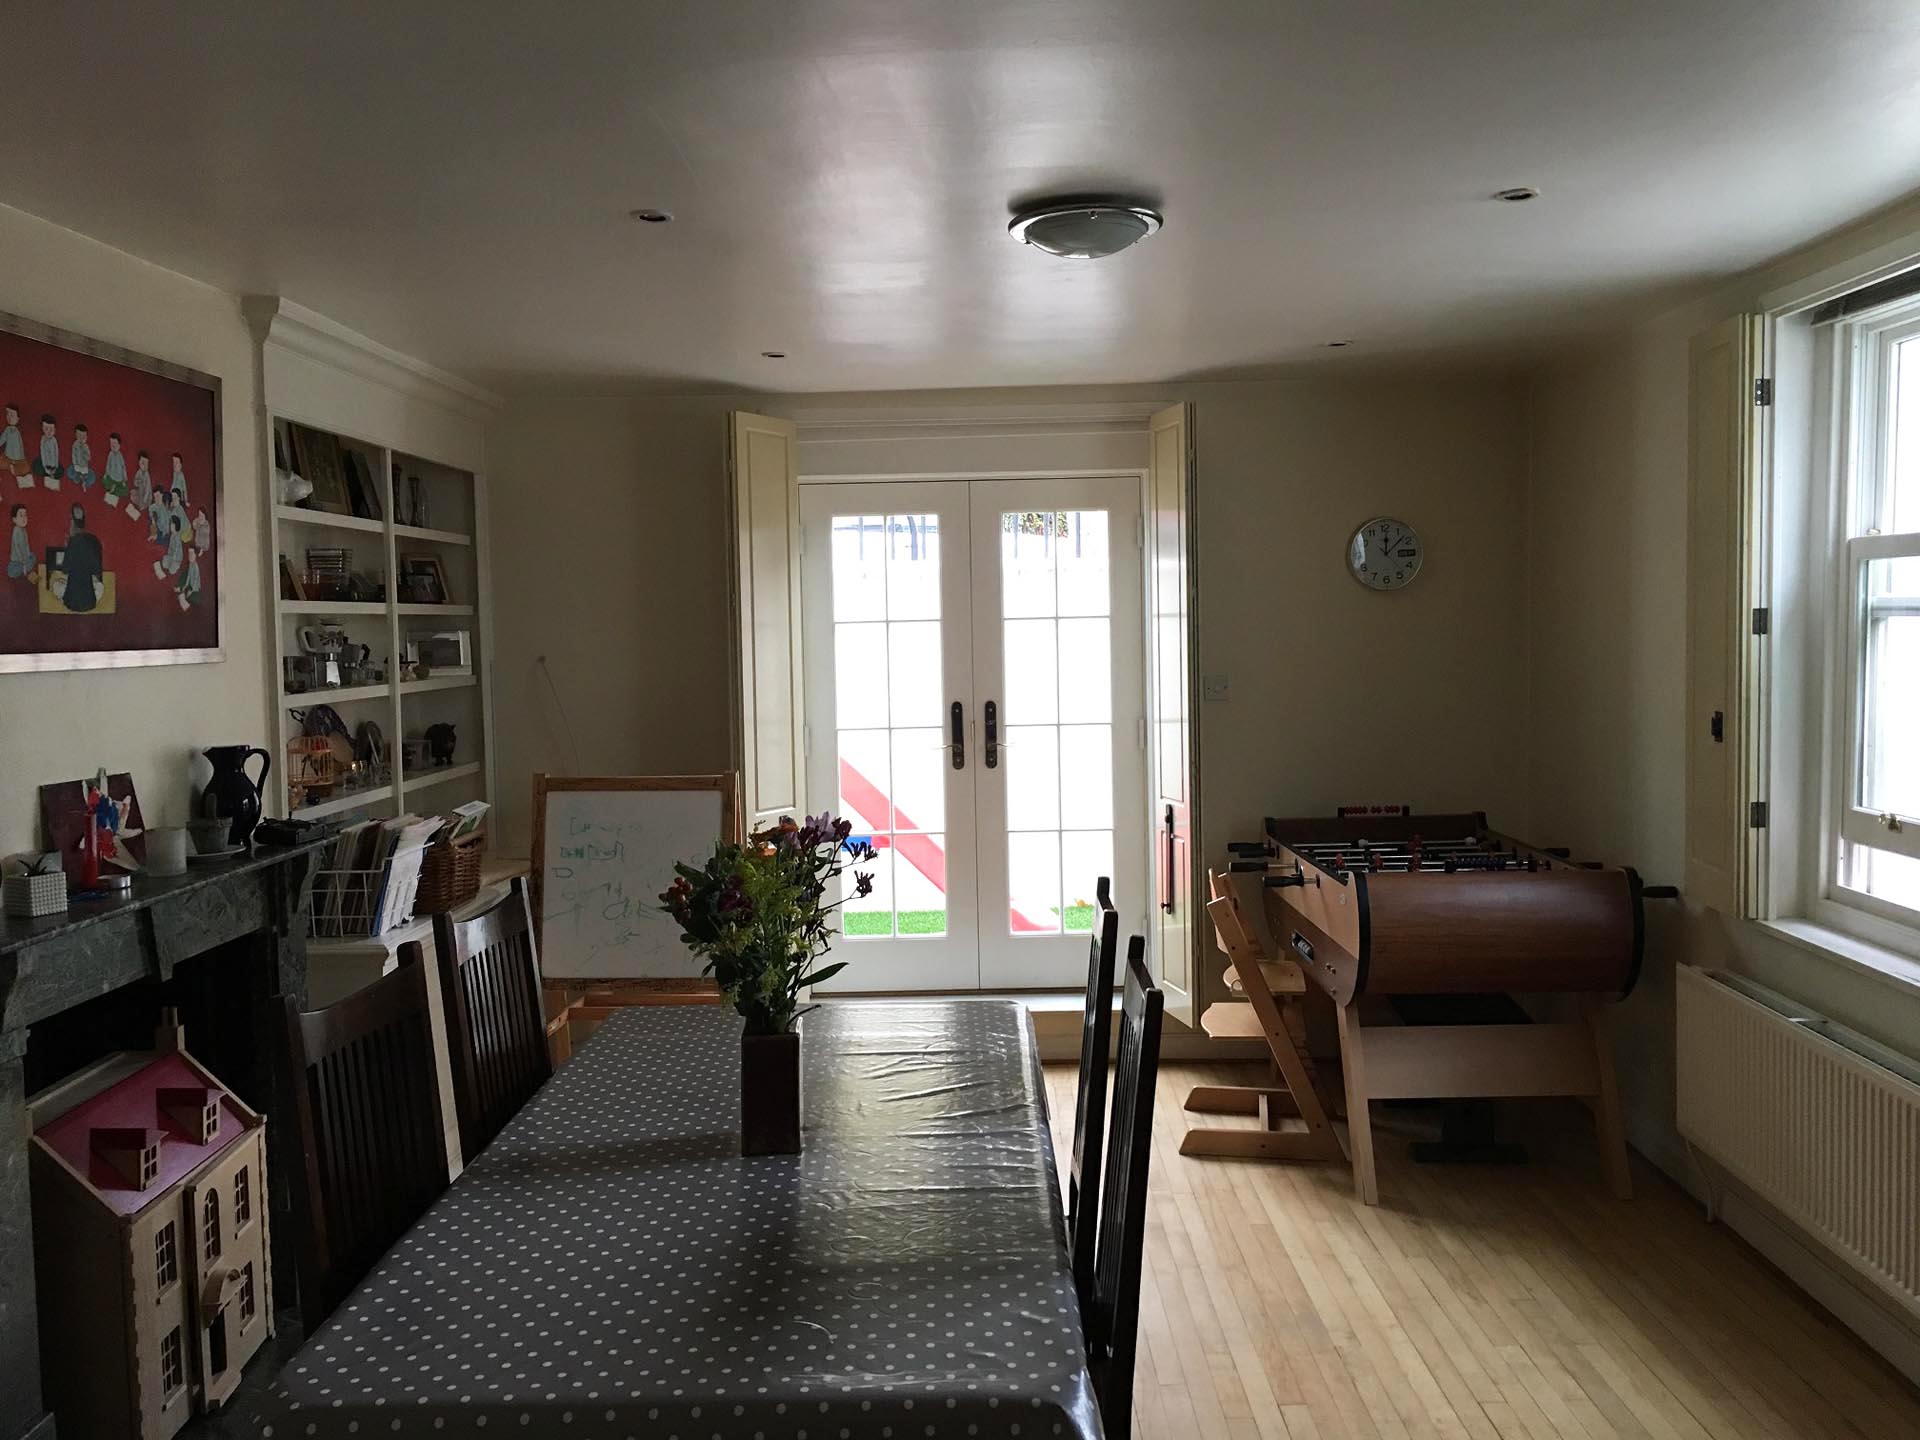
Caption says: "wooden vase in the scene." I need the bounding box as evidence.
[740,1030,802,1155]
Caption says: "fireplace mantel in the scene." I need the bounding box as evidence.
[0,839,328,1440]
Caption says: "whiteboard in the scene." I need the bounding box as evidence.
[532,775,739,981]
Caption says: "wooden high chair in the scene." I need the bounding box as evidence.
[1180,870,1344,1162]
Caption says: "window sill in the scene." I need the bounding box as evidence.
[1753,917,1920,1000]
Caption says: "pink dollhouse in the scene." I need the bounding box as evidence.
[27,1016,272,1440]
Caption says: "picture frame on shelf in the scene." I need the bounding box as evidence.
[288,424,350,515]
[40,769,147,874]
[399,553,449,605]
[0,309,223,674]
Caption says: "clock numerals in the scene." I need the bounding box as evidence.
[1348,516,1421,592]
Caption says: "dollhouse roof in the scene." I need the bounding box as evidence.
[35,1052,254,1217]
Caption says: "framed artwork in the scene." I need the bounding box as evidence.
[40,770,148,874]
[0,311,222,673]
[400,553,449,605]
[289,423,350,515]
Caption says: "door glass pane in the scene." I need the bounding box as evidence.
[889,728,945,833]
[841,845,894,936]
[894,831,947,935]
[887,620,942,726]
[1861,555,1920,819]
[1005,725,1061,830]
[885,514,942,620]
[1001,512,1058,618]
[1059,725,1114,828]
[1056,510,1111,618]
[998,509,1115,938]
[831,515,887,621]
[1061,830,1115,933]
[1002,619,1059,724]
[1009,831,1062,934]
[831,511,947,940]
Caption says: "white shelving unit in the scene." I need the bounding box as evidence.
[248,296,501,828]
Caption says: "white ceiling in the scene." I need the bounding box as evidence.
[9,2,1920,392]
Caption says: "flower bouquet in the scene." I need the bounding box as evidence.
[661,812,875,1152]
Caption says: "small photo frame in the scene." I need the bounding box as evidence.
[399,553,449,606]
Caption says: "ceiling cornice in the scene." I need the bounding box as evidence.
[242,295,504,417]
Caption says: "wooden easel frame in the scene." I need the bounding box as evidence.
[529,773,740,996]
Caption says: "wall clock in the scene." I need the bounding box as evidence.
[1347,516,1423,591]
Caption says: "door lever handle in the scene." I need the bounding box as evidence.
[948,700,965,770]
[984,699,999,769]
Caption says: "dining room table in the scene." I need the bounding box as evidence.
[255,999,1102,1440]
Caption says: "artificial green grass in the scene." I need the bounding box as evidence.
[842,903,1094,938]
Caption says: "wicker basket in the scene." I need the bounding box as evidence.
[415,833,485,915]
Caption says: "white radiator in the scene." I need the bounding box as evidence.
[1677,964,1920,1324]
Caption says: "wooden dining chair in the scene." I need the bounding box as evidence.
[275,956,450,1330]
[1180,870,1344,1164]
[1067,876,1120,1312]
[431,876,552,1160]
[1084,938,1162,1440]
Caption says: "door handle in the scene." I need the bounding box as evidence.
[984,699,999,769]
[948,700,965,770]
[1162,803,1177,914]
[1710,710,1724,743]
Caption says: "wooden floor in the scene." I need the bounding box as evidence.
[1044,1061,1920,1440]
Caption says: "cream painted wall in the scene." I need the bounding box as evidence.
[488,376,1532,950]
[0,203,266,854]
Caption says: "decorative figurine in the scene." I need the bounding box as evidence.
[424,722,457,767]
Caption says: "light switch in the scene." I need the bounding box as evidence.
[1202,672,1230,702]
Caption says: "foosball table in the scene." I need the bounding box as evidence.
[1226,811,1665,1205]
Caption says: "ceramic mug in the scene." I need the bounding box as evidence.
[148,827,190,877]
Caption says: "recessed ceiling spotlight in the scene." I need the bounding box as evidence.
[1492,187,1539,203]
[1008,199,1163,259]
[761,351,787,359]
[629,208,674,223]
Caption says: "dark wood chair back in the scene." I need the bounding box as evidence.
[1068,875,1119,1311]
[276,956,449,1330]
[1085,937,1164,1440]
[432,876,551,1159]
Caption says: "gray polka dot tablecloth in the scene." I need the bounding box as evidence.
[258,1001,1101,1440]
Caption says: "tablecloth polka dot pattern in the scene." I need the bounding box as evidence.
[256,1001,1100,1440]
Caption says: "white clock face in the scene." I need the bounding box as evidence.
[1347,516,1422,591]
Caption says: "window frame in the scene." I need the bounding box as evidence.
[1805,296,1920,943]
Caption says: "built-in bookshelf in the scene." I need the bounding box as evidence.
[248,296,499,828]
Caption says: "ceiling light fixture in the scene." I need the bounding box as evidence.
[1492,187,1539,203]
[629,208,674,223]
[1008,199,1163,259]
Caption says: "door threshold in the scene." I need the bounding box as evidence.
[817,989,1107,1011]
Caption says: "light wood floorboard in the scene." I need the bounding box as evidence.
[1045,1061,1920,1440]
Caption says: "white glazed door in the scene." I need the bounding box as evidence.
[799,476,1148,992]
[969,477,1148,988]
[800,483,980,989]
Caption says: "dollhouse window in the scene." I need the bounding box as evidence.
[160,1327,184,1397]
[203,1189,221,1260]
[240,1262,256,1323]
[154,1222,178,1290]
[233,1165,251,1229]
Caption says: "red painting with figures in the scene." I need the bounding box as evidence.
[0,315,220,670]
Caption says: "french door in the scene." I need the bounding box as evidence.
[799,476,1147,991]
